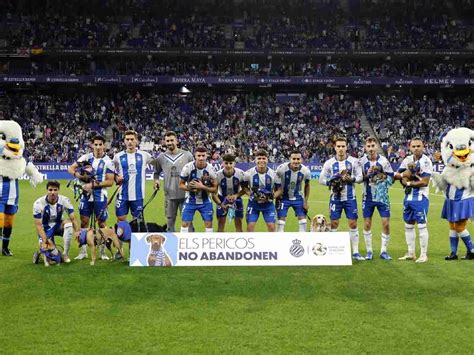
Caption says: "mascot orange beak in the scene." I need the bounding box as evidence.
[453,148,471,163]
[6,142,21,155]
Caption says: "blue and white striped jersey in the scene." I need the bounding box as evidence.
[445,183,472,201]
[33,195,74,231]
[113,150,153,201]
[398,154,433,201]
[275,163,311,201]
[0,176,19,205]
[180,162,217,204]
[319,156,363,201]
[77,153,115,202]
[244,166,278,202]
[216,167,245,197]
[360,154,394,201]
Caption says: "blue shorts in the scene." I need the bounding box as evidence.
[216,198,244,219]
[329,199,358,220]
[441,197,474,223]
[80,199,108,222]
[277,198,306,218]
[182,201,213,222]
[116,199,143,218]
[403,197,429,224]
[246,201,276,224]
[362,199,390,218]
[38,223,63,243]
[0,204,18,215]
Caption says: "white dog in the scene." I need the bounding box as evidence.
[310,214,331,232]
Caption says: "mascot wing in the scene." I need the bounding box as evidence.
[25,162,44,187]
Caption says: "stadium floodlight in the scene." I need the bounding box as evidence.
[180,86,191,94]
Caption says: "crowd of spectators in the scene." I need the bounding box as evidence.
[2,91,364,163]
[1,0,471,50]
[362,94,473,162]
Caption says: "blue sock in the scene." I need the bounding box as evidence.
[450,237,459,254]
[459,230,474,253]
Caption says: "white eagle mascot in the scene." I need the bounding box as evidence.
[0,120,43,256]
[431,127,474,260]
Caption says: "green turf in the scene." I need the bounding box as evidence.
[0,180,473,353]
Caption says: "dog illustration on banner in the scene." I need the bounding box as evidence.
[310,214,331,232]
[0,120,43,256]
[145,233,172,266]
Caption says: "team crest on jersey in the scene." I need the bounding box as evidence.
[266,177,271,185]
[289,239,304,257]
[57,206,62,214]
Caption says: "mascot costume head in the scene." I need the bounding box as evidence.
[431,127,474,260]
[0,120,43,256]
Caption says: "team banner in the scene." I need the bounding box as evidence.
[129,232,352,267]
[1,75,473,86]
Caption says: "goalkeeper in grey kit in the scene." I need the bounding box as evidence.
[151,131,194,232]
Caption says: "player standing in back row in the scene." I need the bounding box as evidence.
[151,131,194,232]
[275,150,311,232]
[319,137,364,260]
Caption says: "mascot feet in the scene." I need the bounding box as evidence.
[444,252,458,260]
[2,248,13,256]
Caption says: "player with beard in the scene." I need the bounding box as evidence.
[151,131,194,232]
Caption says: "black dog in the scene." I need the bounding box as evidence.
[130,219,168,233]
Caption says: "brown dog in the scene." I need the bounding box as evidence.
[76,228,125,266]
[146,234,172,267]
[310,214,331,232]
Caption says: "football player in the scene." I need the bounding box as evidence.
[394,137,432,263]
[274,150,311,232]
[179,146,218,232]
[360,137,394,260]
[319,137,364,260]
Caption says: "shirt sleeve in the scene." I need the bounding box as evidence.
[180,163,191,181]
[319,161,332,186]
[33,201,42,219]
[420,157,433,177]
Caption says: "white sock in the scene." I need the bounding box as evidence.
[363,230,372,253]
[180,227,189,233]
[349,228,360,254]
[381,233,390,253]
[80,244,87,256]
[277,220,286,232]
[298,220,307,232]
[405,223,416,255]
[330,228,338,232]
[418,223,429,256]
[205,228,213,233]
[62,223,73,256]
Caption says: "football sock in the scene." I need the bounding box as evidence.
[381,233,390,253]
[180,227,189,233]
[2,227,12,250]
[405,223,416,255]
[458,229,474,252]
[363,230,372,253]
[277,220,286,232]
[418,223,429,256]
[349,228,360,254]
[205,228,213,233]
[298,220,307,232]
[449,230,459,254]
[62,222,73,256]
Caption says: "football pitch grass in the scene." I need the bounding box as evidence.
[1,180,473,353]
